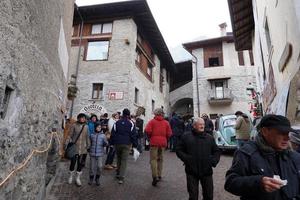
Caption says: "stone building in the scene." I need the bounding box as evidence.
[183,23,257,119]
[228,0,300,124]
[69,0,174,123]
[169,60,193,118]
[0,0,74,199]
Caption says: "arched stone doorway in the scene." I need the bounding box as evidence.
[171,98,193,119]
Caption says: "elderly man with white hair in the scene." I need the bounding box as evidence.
[144,108,172,186]
[176,117,220,200]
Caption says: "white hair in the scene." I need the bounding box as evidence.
[193,117,204,126]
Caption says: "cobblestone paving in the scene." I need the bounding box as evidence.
[46,151,238,200]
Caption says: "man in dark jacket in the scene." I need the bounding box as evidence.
[176,117,220,200]
[201,113,214,136]
[170,113,184,152]
[111,108,138,184]
[225,114,300,200]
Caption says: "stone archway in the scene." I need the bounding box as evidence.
[171,98,193,118]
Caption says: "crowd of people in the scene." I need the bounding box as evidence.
[65,109,300,200]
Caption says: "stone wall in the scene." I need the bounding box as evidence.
[70,18,171,123]
[191,41,257,117]
[0,0,74,199]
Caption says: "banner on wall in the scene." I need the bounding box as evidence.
[79,104,107,117]
[262,63,277,113]
[275,82,290,116]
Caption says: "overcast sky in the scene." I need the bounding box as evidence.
[76,0,232,46]
[75,0,232,62]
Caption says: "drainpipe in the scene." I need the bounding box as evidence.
[69,4,84,118]
[184,47,200,117]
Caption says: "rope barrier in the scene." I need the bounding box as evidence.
[0,132,60,188]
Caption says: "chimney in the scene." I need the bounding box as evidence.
[219,22,227,36]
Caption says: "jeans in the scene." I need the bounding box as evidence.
[150,146,164,178]
[105,145,115,165]
[115,144,131,180]
[186,174,213,200]
[90,156,103,176]
[69,154,87,172]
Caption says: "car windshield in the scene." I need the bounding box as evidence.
[223,118,236,127]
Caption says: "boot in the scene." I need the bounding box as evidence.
[152,177,158,187]
[75,171,82,186]
[68,171,75,184]
[88,175,94,185]
[95,175,100,186]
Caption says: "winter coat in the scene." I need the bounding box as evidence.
[69,122,89,155]
[89,132,108,157]
[225,137,300,200]
[88,121,96,136]
[108,117,116,133]
[136,118,144,138]
[204,118,214,135]
[176,129,220,177]
[234,114,251,140]
[145,116,172,147]
[110,117,138,147]
[170,116,184,137]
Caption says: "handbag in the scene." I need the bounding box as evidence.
[65,124,85,160]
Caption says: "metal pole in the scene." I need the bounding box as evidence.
[69,5,84,118]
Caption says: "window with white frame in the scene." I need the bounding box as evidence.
[91,22,112,35]
[86,41,109,61]
[92,83,103,99]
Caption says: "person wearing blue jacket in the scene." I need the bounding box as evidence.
[88,123,108,186]
[88,114,98,136]
[110,108,138,184]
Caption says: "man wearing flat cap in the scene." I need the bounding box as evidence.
[225,114,300,200]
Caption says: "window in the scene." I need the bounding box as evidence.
[1,86,13,119]
[238,51,244,66]
[204,43,223,67]
[86,41,109,61]
[91,23,112,35]
[102,23,113,33]
[91,24,102,34]
[136,49,141,64]
[152,100,155,112]
[147,61,153,77]
[209,57,220,66]
[249,50,254,65]
[159,71,164,93]
[134,88,139,104]
[265,19,272,52]
[209,114,218,120]
[92,83,103,99]
[215,81,224,99]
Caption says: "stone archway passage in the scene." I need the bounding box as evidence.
[171,98,193,118]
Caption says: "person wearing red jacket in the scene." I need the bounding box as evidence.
[144,108,172,186]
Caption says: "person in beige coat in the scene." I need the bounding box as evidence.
[234,111,251,148]
[67,113,89,186]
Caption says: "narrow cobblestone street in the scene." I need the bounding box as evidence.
[46,151,238,200]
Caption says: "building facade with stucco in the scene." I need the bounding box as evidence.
[228,0,300,125]
[68,0,174,123]
[183,24,257,120]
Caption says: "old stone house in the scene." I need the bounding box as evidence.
[183,23,257,119]
[0,0,74,199]
[69,0,174,123]
[228,0,300,124]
